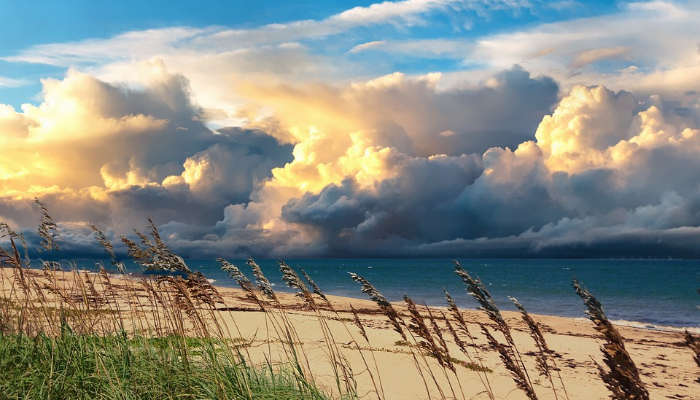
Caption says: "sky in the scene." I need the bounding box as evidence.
[0,0,699,258]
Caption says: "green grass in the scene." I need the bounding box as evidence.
[0,325,328,400]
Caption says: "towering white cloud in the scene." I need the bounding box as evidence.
[0,66,291,233]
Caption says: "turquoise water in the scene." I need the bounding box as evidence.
[54,258,700,328]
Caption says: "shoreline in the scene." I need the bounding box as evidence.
[32,266,700,333]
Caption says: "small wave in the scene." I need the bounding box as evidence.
[572,317,698,334]
[207,279,216,284]
[610,319,700,334]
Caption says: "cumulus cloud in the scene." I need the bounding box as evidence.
[240,66,558,156]
[0,65,292,234]
[211,82,699,258]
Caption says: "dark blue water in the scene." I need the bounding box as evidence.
[52,258,700,328]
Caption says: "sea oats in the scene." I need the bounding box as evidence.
[279,261,316,308]
[455,262,536,399]
[90,225,118,266]
[404,295,449,368]
[300,268,329,303]
[121,220,190,273]
[511,296,568,400]
[573,280,649,400]
[349,272,406,340]
[247,257,278,302]
[481,324,538,400]
[219,258,261,308]
[34,198,59,251]
[350,304,369,342]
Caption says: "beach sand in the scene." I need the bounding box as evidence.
[1,267,697,399]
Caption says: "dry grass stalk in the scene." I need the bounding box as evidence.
[121,236,150,264]
[185,271,224,308]
[444,290,476,343]
[300,268,329,304]
[246,258,278,303]
[146,219,190,272]
[454,262,537,399]
[511,296,569,400]
[350,304,369,343]
[121,220,190,273]
[425,303,464,399]
[90,225,115,261]
[481,324,538,400]
[349,273,436,399]
[425,306,456,371]
[279,261,316,309]
[42,260,62,271]
[442,313,466,356]
[301,270,385,400]
[280,264,359,396]
[82,270,105,306]
[90,225,125,273]
[440,308,494,397]
[219,258,263,309]
[157,275,207,336]
[0,223,26,269]
[454,261,511,342]
[404,296,451,371]
[349,273,406,341]
[34,198,59,251]
[573,280,649,400]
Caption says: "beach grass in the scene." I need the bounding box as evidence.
[0,329,327,400]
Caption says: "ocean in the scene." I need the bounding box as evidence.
[41,258,700,330]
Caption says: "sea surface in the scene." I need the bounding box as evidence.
[42,258,700,330]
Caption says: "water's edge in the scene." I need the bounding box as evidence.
[22,257,700,328]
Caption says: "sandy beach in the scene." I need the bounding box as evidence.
[1,266,697,399]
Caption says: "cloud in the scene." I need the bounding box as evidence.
[5,1,526,67]
[213,81,700,258]
[432,1,700,96]
[331,0,456,25]
[348,39,474,58]
[3,28,206,66]
[0,66,292,233]
[348,41,387,53]
[239,65,558,157]
[570,46,629,69]
[0,76,29,88]
[2,64,699,258]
